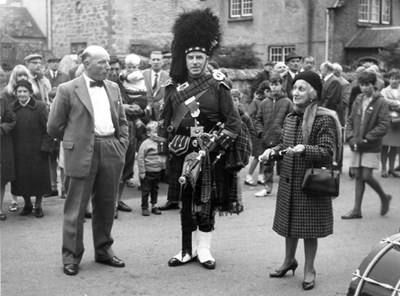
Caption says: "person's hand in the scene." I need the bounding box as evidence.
[139,173,145,180]
[259,148,273,162]
[357,139,369,151]
[286,144,305,155]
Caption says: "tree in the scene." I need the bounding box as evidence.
[379,39,400,69]
[213,43,261,69]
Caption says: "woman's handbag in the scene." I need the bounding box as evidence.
[301,165,340,197]
[390,110,400,127]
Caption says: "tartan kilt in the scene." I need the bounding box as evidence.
[167,150,238,210]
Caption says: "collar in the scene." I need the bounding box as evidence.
[14,96,35,110]
[83,73,104,89]
[324,73,334,82]
[289,70,297,78]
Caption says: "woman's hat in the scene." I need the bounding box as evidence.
[14,79,33,94]
[292,70,322,99]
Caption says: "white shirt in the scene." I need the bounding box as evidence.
[83,73,115,136]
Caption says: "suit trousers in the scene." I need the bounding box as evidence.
[62,136,125,265]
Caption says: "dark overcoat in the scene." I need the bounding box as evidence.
[11,98,51,196]
[273,112,336,238]
[0,97,16,185]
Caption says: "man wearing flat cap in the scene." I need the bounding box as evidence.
[158,8,243,270]
[282,51,302,101]
[24,54,51,105]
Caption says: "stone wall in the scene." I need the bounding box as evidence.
[51,0,218,57]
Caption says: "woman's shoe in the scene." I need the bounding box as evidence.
[341,210,362,219]
[19,205,33,216]
[388,169,400,178]
[269,259,298,278]
[381,194,392,216]
[8,203,18,212]
[34,208,44,218]
[381,170,389,178]
[302,271,316,290]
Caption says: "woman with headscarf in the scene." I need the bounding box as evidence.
[259,71,341,290]
[11,80,51,218]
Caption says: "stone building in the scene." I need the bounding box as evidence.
[2,0,400,69]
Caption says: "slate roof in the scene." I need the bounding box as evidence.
[345,27,400,48]
[0,5,45,39]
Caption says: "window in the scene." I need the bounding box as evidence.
[269,46,295,63]
[358,0,391,24]
[230,0,253,18]
[70,42,87,54]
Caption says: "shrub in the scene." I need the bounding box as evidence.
[213,43,261,69]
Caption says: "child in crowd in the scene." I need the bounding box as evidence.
[254,74,293,197]
[245,81,270,186]
[122,54,147,94]
[231,89,256,213]
[137,121,166,216]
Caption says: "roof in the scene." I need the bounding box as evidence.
[0,5,46,39]
[345,27,400,49]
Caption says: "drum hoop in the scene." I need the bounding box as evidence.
[353,236,400,296]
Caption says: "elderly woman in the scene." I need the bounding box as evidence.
[380,69,400,178]
[3,64,40,212]
[0,96,16,221]
[259,71,341,290]
[342,71,391,219]
[11,80,51,218]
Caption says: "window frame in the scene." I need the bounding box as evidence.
[269,46,296,63]
[229,0,253,19]
[357,0,391,24]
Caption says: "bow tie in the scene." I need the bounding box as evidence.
[90,80,104,88]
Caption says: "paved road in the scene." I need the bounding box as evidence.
[1,146,399,296]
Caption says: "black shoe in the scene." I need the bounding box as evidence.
[114,208,118,219]
[84,211,92,219]
[168,253,197,267]
[159,202,180,211]
[61,190,66,199]
[63,263,78,276]
[142,208,150,216]
[19,205,33,216]
[302,271,316,290]
[200,260,216,270]
[232,204,244,214]
[151,207,162,215]
[117,201,132,212]
[34,208,44,218]
[269,259,298,278]
[43,190,59,198]
[95,256,125,267]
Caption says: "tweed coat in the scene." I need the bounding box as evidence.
[0,97,16,185]
[272,112,337,238]
[11,98,51,196]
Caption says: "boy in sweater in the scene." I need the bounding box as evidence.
[137,121,166,216]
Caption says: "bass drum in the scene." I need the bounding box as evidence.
[347,233,400,296]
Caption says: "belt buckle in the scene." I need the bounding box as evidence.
[190,126,204,138]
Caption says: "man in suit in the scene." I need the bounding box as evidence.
[320,61,344,126]
[142,51,169,121]
[333,63,351,123]
[24,54,51,104]
[47,45,129,276]
[282,51,302,100]
[44,56,70,198]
